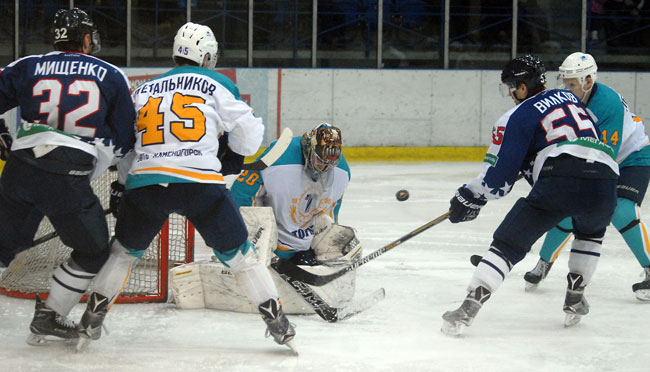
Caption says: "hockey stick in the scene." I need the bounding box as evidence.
[272,211,452,286]
[273,266,385,322]
[32,208,112,247]
[241,127,293,171]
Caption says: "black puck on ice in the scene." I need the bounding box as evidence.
[396,189,409,201]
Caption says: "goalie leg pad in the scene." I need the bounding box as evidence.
[90,239,139,306]
[219,240,279,306]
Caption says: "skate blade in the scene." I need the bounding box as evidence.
[440,320,464,336]
[524,281,539,292]
[635,289,650,302]
[564,313,582,327]
[76,336,92,352]
[26,333,77,346]
[285,340,299,355]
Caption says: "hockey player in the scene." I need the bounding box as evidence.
[230,123,356,266]
[78,22,296,351]
[442,55,619,335]
[524,52,650,300]
[0,8,135,344]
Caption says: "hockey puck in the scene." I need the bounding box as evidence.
[396,189,409,201]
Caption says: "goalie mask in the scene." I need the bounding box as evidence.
[52,8,101,54]
[173,22,219,70]
[301,123,342,174]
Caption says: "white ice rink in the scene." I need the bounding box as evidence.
[1,162,649,372]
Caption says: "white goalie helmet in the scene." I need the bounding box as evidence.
[557,52,598,88]
[173,22,219,70]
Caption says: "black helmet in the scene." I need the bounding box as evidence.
[51,8,101,53]
[501,54,546,94]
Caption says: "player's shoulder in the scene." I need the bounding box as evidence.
[3,53,44,69]
[74,53,131,86]
[159,66,240,97]
[265,136,303,166]
[589,82,624,117]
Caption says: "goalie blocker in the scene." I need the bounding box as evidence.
[170,208,363,314]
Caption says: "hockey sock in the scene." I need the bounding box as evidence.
[218,240,279,306]
[539,217,573,263]
[468,247,513,293]
[90,239,140,307]
[46,260,95,316]
[611,197,650,267]
[568,239,601,285]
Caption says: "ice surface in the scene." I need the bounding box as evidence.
[1,162,649,371]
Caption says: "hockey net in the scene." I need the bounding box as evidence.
[0,170,195,303]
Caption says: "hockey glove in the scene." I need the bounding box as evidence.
[449,186,486,223]
[217,133,244,176]
[0,119,12,161]
[109,181,125,218]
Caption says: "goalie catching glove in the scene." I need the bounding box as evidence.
[0,118,12,161]
[449,186,486,223]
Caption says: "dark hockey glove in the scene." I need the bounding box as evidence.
[109,181,125,218]
[449,186,486,223]
[0,119,12,161]
[218,133,244,176]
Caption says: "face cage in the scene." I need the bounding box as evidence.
[309,147,341,173]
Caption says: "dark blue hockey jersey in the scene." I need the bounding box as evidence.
[0,51,135,159]
[466,89,618,201]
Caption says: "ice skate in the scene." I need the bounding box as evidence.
[26,294,79,346]
[258,298,297,354]
[441,286,491,336]
[524,258,553,292]
[76,292,109,351]
[632,267,650,301]
[563,273,589,327]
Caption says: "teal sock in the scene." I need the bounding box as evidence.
[611,198,650,267]
[539,217,573,263]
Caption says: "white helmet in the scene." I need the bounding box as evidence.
[558,52,597,87]
[173,22,219,70]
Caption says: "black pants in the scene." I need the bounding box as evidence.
[0,151,109,272]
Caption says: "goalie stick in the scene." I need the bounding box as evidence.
[242,127,293,171]
[272,265,385,323]
[272,211,452,286]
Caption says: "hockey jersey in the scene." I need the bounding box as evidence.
[467,88,619,201]
[586,82,650,168]
[231,136,351,252]
[126,65,264,189]
[0,51,135,176]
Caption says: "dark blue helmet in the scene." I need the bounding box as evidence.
[51,8,101,53]
[501,54,546,94]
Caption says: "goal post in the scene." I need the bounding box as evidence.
[0,170,195,303]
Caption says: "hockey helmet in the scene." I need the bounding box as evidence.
[500,54,546,98]
[557,52,597,91]
[52,8,101,53]
[301,123,342,174]
[173,22,219,70]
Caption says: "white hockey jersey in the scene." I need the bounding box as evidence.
[126,65,264,189]
[231,136,350,253]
